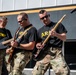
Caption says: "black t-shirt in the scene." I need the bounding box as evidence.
[14,24,38,52]
[37,22,67,48]
[0,28,12,41]
[0,28,12,49]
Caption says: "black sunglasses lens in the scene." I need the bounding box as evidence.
[18,21,22,23]
[40,15,48,20]
[45,15,48,18]
[18,18,27,23]
[40,17,44,20]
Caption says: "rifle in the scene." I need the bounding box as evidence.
[8,27,20,63]
[33,14,66,61]
[8,26,33,63]
[0,38,14,49]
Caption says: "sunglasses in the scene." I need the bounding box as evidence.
[40,14,49,20]
[18,19,27,23]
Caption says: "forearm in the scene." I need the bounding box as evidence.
[19,41,35,50]
[56,33,66,41]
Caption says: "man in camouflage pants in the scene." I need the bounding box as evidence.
[0,16,12,75]
[5,12,38,75]
[32,9,70,75]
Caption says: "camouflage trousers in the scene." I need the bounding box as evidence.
[0,50,5,75]
[32,47,70,75]
[5,51,32,75]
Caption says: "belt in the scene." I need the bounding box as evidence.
[49,47,62,56]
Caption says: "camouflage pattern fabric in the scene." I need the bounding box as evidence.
[5,51,32,75]
[32,48,70,75]
[0,50,5,75]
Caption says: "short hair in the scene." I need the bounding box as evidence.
[0,16,7,21]
[18,12,28,19]
[39,9,46,14]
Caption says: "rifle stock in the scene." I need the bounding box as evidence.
[1,38,14,45]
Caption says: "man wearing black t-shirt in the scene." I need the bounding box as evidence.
[0,16,12,75]
[6,12,38,75]
[32,10,70,75]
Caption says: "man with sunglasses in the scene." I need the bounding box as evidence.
[0,16,12,75]
[32,10,70,75]
[5,12,38,75]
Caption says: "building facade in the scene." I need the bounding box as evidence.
[0,0,76,11]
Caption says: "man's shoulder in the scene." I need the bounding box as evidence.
[5,28,10,31]
[51,21,56,25]
[38,26,44,31]
[5,28,11,32]
[30,26,37,31]
[27,26,37,34]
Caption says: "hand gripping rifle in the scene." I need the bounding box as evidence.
[34,14,66,61]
